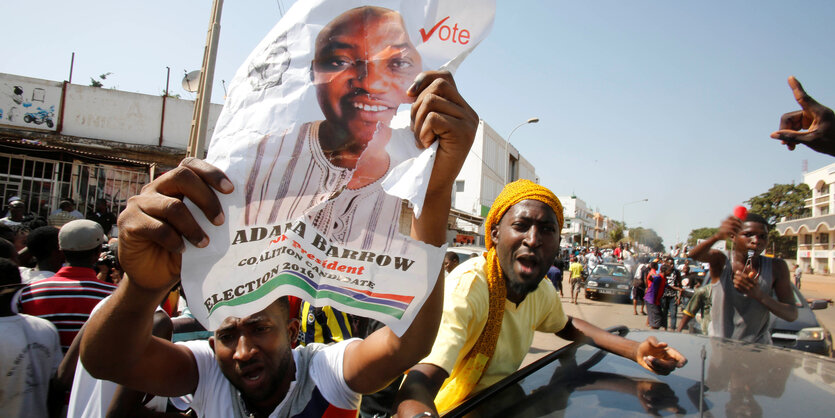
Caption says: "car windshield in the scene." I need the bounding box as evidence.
[592,266,610,276]
[592,265,628,276]
[611,266,628,276]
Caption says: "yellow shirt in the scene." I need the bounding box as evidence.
[569,262,584,279]
[421,256,568,392]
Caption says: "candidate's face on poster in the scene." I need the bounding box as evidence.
[312,7,422,145]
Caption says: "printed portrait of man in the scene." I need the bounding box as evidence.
[244,5,423,252]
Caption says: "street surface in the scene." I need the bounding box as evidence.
[522,273,835,367]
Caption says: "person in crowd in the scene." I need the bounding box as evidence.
[676,269,719,334]
[631,260,648,315]
[568,256,584,304]
[298,301,353,346]
[660,257,683,330]
[393,180,686,416]
[644,263,667,330]
[771,76,835,156]
[0,237,20,265]
[793,265,802,289]
[48,199,83,228]
[0,257,63,418]
[16,219,117,352]
[79,69,479,418]
[443,252,460,277]
[0,198,29,227]
[546,258,563,297]
[87,198,117,237]
[688,213,797,343]
[67,300,178,417]
[19,226,64,284]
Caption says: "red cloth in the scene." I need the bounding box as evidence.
[17,266,117,352]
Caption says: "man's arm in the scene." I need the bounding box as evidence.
[734,258,798,321]
[341,71,478,395]
[688,216,739,276]
[557,317,687,375]
[80,158,234,396]
[770,76,835,156]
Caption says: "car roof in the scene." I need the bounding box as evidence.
[444,329,835,417]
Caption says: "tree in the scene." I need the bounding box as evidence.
[89,72,113,88]
[745,183,811,258]
[687,227,719,246]
[627,227,664,253]
[609,226,624,243]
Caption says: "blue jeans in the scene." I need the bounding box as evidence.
[661,296,678,329]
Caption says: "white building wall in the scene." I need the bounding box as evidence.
[61,84,222,149]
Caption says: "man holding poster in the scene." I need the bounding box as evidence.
[179,0,496,336]
[80,68,478,417]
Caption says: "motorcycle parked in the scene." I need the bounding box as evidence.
[23,105,55,128]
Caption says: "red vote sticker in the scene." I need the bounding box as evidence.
[734,206,748,220]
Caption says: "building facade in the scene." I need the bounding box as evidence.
[776,163,835,274]
[558,196,594,248]
[450,120,538,246]
[0,72,222,219]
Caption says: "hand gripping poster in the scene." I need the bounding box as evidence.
[180,0,495,334]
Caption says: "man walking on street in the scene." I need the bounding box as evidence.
[569,256,584,304]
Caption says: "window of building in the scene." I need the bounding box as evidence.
[822,206,830,216]
[804,234,812,245]
[455,180,465,192]
[821,184,830,195]
[820,233,829,244]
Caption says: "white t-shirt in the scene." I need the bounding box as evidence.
[0,314,62,418]
[19,267,55,285]
[177,338,360,417]
[68,298,169,418]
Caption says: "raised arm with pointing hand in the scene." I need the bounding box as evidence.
[770,76,835,156]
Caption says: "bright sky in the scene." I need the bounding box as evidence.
[3,0,834,248]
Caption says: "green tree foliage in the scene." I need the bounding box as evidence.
[610,226,624,243]
[745,183,811,258]
[89,72,113,88]
[628,227,664,252]
[687,227,719,246]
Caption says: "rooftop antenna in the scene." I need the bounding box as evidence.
[182,70,201,93]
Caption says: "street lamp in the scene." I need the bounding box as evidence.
[622,198,648,228]
[504,117,539,184]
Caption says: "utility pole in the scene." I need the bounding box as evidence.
[187,0,223,159]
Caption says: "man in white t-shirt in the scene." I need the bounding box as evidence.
[79,69,478,417]
[0,258,63,418]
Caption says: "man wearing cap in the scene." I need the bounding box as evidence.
[48,198,83,228]
[395,180,687,416]
[1,197,29,227]
[16,219,117,352]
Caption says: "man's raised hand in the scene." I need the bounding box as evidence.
[408,71,479,194]
[770,76,835,156]
[117,158,233,291]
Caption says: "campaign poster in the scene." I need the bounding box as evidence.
[181,0,495,335]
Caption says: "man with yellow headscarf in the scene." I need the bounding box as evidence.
[395,180,687,417]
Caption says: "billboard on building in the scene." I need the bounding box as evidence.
[0,74,62,131]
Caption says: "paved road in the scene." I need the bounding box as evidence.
[522,273,835,367]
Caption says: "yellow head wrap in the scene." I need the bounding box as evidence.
[485,179,564,249]
[434,179,563,412]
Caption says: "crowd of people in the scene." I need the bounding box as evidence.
[1,22,834,416]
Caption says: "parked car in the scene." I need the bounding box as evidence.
[771,284,833,356]
[444,328,835,417]
[584,263,631,301]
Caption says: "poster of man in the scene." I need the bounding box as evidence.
[180,0,496,335]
